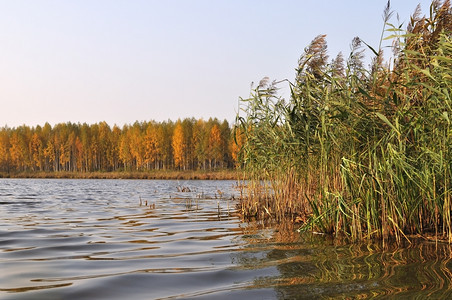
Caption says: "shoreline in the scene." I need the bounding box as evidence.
[0,170,242,180]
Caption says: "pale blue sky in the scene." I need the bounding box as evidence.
[0,0,434,128]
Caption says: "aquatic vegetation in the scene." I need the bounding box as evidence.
[237,0,452,243]
[0,169,239,180]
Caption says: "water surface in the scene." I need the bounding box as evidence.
[1,179,451,299]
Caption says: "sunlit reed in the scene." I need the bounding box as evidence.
[236,0,452,244]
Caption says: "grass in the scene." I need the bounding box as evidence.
[0,169,239,180]
[236,0,452,244]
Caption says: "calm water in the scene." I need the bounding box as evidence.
[1,179,452,299]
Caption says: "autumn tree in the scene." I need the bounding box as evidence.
[144,122,160,169]
[119,125,133,170]
[151,121,173,170]
[98,121,112,171]
[110,125,122,170]
[0,129,10,172]
[129,122,146,170]
[182,118,195,170]
[193,119,208,170]
[172,121,185,170]
[75,136,84,172]
[29,132,43,171]
[208,123,222,169]
[9,132,26,171]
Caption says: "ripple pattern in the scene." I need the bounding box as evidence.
[0,179,451,299]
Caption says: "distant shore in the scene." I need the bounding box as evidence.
[0,170,241,180]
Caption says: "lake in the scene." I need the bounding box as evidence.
[1,179,452,299]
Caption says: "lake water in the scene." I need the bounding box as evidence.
[1,179,452,299]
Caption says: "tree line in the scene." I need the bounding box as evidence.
[0,118,240,174]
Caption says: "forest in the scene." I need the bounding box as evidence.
[0,118,239,175]
[237,0,452,243]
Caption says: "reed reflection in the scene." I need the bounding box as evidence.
[235,222,452,298]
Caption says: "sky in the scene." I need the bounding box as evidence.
[0,0,435,128]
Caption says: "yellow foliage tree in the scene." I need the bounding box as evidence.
[129,124,145,170]
[172,122,185,169]
[30,132,43,171]
[119,127,132,170]
[0,131,10,171]
[208,124,222,168]
[75,136,83,172]
[9,132,25,171]
[144,123,159,169]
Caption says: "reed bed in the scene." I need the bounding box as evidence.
[237,1,452,243]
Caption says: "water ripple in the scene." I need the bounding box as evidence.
[1,179,452,299]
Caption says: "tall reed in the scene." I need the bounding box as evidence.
[236,0,452,243]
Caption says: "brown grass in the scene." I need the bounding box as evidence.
[0,169,240,180]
